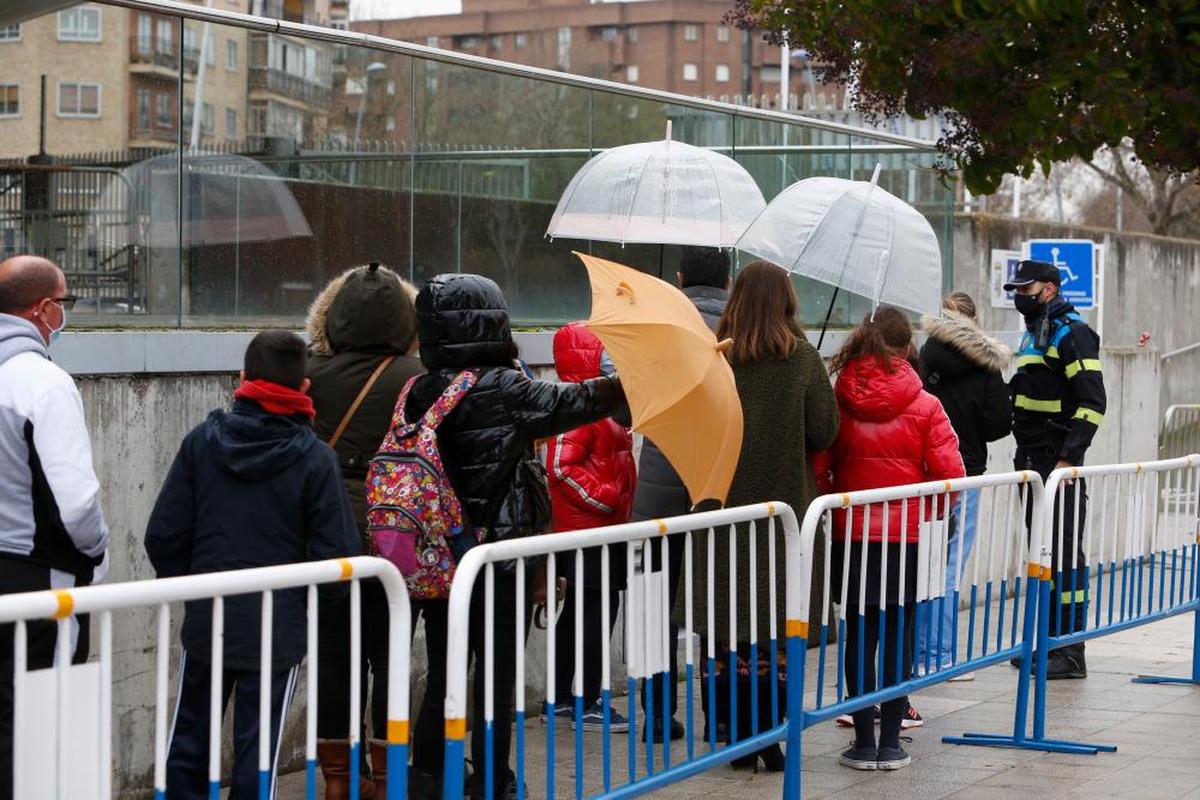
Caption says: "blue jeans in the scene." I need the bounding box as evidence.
[916,488,980,668]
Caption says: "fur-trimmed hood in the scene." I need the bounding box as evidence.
[305,265,418,357]
[921,310,1011,373]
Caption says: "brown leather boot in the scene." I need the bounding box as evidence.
[316,739,377,800]
[368,739,389,797]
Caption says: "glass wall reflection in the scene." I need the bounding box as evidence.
[0,3,951,329]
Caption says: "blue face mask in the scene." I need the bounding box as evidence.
[48,305,67,344]
[599,350,616,377]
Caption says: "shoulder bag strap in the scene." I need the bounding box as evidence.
[328,355,396,449]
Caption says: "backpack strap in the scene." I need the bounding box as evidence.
[421,370,478,430]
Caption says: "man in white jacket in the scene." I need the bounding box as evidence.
[0,255,109,799]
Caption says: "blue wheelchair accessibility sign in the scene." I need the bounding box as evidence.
[1026,239,1098,309]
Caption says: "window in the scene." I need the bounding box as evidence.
[58,6,102,42]
[626,65,639,83]
[0,25,21,43]
[386,80,396,95]
[226,39,237,70]
[514,32,526,48]
[600,26,618,42]
[490,35,502,50]
[717,25,730,43]
[760,65,781,83]
[715,64,730,82]
[0,84,18,118]
[385,116,396,132]
[136,88,151,129]
[682,62,698,82]
[425,36,439,48]
[225,108,237,139]
[156,92,172,126]
[136,15,152,53]
[683,24,698,42]
[58,82,101,117]
[156,19,173,53]
[626,27,638,43]
[557,26,571,70]
[202,102,214,134]
[457,36,479,49]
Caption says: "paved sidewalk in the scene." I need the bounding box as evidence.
[275,613,1200,799]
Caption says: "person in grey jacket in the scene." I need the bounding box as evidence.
[631,246,730,742]
[0,256,109,800]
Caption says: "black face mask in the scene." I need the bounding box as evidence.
[1014,292,1045,320]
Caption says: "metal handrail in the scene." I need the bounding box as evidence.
[100,0,939,151]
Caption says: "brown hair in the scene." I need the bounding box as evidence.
[830,306,914,374]
[944,291,977,320]
[716,260,801,365]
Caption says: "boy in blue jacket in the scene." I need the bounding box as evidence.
[145,329,360,800]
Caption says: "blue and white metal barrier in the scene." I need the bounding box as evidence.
[788,472,1047,766]
[440,502,807,800]
[1019,455,1200,755]
[0,556,411,800]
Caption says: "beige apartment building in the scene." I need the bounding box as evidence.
[0,0,336,161]
[353,0,834,105]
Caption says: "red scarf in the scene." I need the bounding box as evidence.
[234,379,315,419]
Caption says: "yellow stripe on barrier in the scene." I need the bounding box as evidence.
[786,619,809,639]
[388,719,409,745]
[655,519,667,535]
[841,494,851,508]
[338,558,354,580]
[445,718,466,740]
[1027,562,1042,579]
[767,503,776,516]
[1042,566,1053,581]
[52,590,74,620]
[944,480,953,492]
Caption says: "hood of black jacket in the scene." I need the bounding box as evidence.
[920,310,1011,381]
[306,265,417,356]
[417,273,516,370]
[204,399,319,482]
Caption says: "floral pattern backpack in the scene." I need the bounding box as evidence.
[366,371,480,599]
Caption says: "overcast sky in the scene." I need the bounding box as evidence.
[349,0,462,21]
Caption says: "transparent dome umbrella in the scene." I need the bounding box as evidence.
[546,122,766,259]
[735,165,943,346]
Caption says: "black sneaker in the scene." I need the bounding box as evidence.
[1045,649,1087,679]
[877,745,911,770]
[838,743,878,771]
[900,703,924,729]
[642,716,685,742]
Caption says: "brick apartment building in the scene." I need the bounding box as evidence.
[352,0,836,105]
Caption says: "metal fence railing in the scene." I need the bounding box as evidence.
[1160,406,1200,460]
[0,556,411,800]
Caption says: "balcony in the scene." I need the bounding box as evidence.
[129,126,178,146]
[129,37,180,78]
[249,66,332,108]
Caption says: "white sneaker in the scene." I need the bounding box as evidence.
[948,671,976,682]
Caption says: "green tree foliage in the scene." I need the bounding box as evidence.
[729,0,1200,198]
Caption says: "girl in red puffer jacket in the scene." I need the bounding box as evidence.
[812,306,964,773]
[545,322,637,731]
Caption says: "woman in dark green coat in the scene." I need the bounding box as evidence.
[694,260,839,770]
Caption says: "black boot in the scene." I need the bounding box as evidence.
[1045,644,1087,679]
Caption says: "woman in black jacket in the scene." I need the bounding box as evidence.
[405,274,628,800]
[305,263,426,799]
[915,292,1012,674]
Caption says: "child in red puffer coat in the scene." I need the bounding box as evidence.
[544,322,637,731]
[812,306,964,773]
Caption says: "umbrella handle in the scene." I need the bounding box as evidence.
[715,338,733,354]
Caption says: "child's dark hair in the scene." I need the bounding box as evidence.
[244,329,307,389]
[830,306,914,374]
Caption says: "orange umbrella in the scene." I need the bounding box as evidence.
[575,252,744,506]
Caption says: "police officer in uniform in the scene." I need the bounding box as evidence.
[1005,259,1106,679]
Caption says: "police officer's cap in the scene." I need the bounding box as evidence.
[1003,260,1061,291]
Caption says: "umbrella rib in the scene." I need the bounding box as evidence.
[548,155,603,236]
[698,153,727,248]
